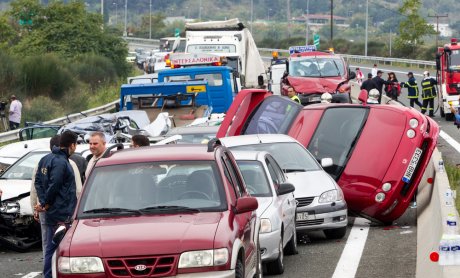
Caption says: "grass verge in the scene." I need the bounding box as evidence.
[445,162,460,212]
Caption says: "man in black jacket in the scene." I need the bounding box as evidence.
[34,130,78,278]
[372,70,391,103]
[361,73,377,93]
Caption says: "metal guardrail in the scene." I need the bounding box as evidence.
[0,100,119,144]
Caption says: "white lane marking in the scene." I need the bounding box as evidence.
[20,272,42,278]
[439,130,460,154]
[331,217,370,278]
[350,65,423,77]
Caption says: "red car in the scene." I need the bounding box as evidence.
[53,143,261,278]
[280,50,355,104]
[217,90,439,224]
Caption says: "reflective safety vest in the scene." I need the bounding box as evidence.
[421,77,437,100]
[290,95,301,104]
[400,78,419,99]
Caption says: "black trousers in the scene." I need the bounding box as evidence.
[421,98,435,116]
[409,98,422,108]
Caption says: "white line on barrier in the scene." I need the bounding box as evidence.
[20,272,42,278]
[350,65,424,77]
[331,217,370,278]
[439,130,460,154]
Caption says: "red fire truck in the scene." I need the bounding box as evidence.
[436,38,460,120]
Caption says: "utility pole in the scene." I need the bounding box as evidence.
[428,14,448,48]
[149,0,152,39]
[287,0,291,38]
[305,0,309,45]
[101,0,104,16]
[389,29,392,57]
[330,0,333,48]
[365,0,368,56]
[123,0,127,37]
[199,0,202,21]
[250,0,253,33]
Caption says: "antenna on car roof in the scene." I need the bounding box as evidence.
[207,138,221,152]
[101,143,124,158]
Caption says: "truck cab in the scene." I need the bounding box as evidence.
[436,38,460,120]
[281,46,355,105]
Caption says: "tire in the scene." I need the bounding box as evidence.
[324,226,347,239]
[235,259,244,278]
[266,237,284,275]
[284,227,298,255]
[440,106,445,117]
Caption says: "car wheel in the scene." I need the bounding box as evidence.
[266,237,284,274]
[324,226,347,239]
[284,227,298,255]
[235,258,244,278]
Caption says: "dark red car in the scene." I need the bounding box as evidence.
[53,144,261,278]
[280,50,355,105]
[217,90,439,224]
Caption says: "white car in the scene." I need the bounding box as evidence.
[232,150,297,275]
[220,134,348,239]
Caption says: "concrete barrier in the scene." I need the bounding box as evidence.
[417,149,460,277]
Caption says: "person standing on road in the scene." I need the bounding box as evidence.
[421,71,437,117]
[8,95,22,130]
[355,67,364,84]
[401,72,422,109]
[34,130,78,278]
[131,134,151,148]
[385,72,400,101]
[30,135,82,259]
[85,131,107,179]
[287,86,301,104]
[371,64,378,78]
[361,73,377,93]
[372,70,390,103]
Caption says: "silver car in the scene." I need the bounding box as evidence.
[220,134,348,239]
[232,150,297,275]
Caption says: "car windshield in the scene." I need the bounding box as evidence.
[449,50,460,71]
[307,107,369,180]
[78,161,226,218]
[1,151,48,180]
[289,57,345,77]
[236,161,272,197]
[230,142,320,172]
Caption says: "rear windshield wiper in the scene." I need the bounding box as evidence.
[139,205,201,213]
[283,168,307,173]
[83,208,142,215]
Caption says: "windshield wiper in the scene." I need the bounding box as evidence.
[83,208,142,215]
[283,168,307,173]
[332,60,341,76]
[139,205,201,213]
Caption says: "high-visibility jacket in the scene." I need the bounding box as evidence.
[421,77,437,99]
[290,95,301,104]
[400,77,419,98]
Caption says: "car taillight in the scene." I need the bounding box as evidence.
[406,129,416,138]
[382,182,392,192]
[409,118,419,129]
[375,192,386,202]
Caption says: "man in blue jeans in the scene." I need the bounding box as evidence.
[34,130,78,278]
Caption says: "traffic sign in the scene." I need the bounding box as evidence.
[175,28,180,37]
[314,34,320,48]
[289,45,316,54]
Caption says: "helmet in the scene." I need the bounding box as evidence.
[368,89,380,104]
[423,71,429,76]
[321,93,332,103]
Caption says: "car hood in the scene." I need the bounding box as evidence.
[287,76,344,94]
[286,170,337,197]
[69,213,222,257]
[255,197,272,217]
[0,179,31,201]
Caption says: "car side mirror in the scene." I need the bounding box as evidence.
[358,89,368,104]
[258,75,264,87]
[52,224,68,246]
[348,71,356,80]
[277,182,295,195]
[235,196,258,214]
[321,158,333,168]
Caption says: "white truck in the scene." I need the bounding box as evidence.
[185,18,266,89]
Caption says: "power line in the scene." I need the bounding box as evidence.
[428,14,449,47]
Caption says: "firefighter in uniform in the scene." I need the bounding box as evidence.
[287,86,301,104]
[400,72,422,109]
[420,71,437,117]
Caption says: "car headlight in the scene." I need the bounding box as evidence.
[178,248,228,268]
[58,257,104,274]
[260,218,272,234]
[319,190,340,203]
[0,201,20,214]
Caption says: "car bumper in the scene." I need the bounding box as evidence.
[259,228,282,262]
[170,270,235,278]
[296,201,348,232]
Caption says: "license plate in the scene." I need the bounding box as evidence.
[402,148,423,183]
[296,212,315,221]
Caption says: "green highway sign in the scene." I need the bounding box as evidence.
[313,34,320,48]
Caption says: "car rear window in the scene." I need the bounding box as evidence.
[307,107,369,180]
[78,161,227,218]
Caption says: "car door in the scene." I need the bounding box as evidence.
[265,155,296,245]
[221,152,257,273]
